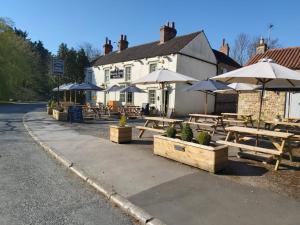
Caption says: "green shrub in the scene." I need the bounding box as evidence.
[50,101,57,109]
[47,100,52,107]
[57,106,64,112]
[197,131,211,146]
[119,115,127,127]
[181,124,193,142]
[166,127,176,138]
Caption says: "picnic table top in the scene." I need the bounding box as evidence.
[264,120,300,127]
[221,113,253,117]
[144,117,184,123]
[225,126,294,139]
[189,114,222,119]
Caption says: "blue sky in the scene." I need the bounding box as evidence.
[1,0,300,54]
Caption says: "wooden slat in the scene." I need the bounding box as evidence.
[225,126,294,139]
[222,113,252,117]
[135,126,165,133]
[223,119,245,124]
[189,113,221,119]
[184,121,215,127]
[143,117,183,123]
[265,120,300,128]
[217,140,281,155]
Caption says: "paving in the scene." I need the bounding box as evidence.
[0,103,134,225]
[24,108,300,225]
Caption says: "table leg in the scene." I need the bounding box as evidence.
[138,120,150,138]
[274,155,282,171]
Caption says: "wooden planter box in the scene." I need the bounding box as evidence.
[110,125,132,143]
[47,106,53,115]
[52,109,68,121]
[153,135,228,173]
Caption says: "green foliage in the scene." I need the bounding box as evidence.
[119,115,127,127]
[166,127,176,138]
[197,131,211,146]
[50,101,57,109]
[180,124,193,142]
[56,106,64,112]
[47,100,52,107]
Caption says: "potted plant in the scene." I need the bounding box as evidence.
[47,100,53,115]
[110,115,132,143]
[52,105,68,121]
[153,124,228,173]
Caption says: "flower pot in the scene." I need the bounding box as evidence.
[47,106,53,115]
[52,109,68,121]
[110,125,132,143]
[153,135,228,173]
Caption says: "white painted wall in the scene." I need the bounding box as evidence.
[85,32,219,116]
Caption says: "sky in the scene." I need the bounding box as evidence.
[1,0,300,54]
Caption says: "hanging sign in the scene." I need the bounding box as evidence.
[110,69,124,79]
[52,58,64,75]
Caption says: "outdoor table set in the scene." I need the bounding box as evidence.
[222,113,254,127]
[185,113,225,135]
[217,126,294,170]
[137,117,184,138]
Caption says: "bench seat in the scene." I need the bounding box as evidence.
[184,121,215,127]
[223,119,246,124]
[217,140,281,155]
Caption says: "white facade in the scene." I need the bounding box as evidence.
[85,32,219,116]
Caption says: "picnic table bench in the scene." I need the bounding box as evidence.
[221,113,254,127]
[264,120,300,141]
[217,126,294,170]
[137,117,183,138]
[185,114,225,135]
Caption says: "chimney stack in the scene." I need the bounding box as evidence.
[118,34,129,51]
[219,38,230,56]
[103,37,113,55]
[256,37,267,54]
[160,21,177,44]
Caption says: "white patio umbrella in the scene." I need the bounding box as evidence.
[132,69,198,115]
[211,58,300,128]
[185,79,232,114]
[106,84,121,102]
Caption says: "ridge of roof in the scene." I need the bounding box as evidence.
[212,49,241,68]
[92,31,202,66]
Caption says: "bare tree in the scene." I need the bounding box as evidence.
[78,42,101,62]
[232,33,280,66]
[231,33,251,66]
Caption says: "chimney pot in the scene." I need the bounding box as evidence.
[160,21,177,44]
[219,38,230,56]
[118,34,129,51]
[103,37,113,55]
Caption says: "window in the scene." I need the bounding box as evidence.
[104,69,110,82]
[86,70,93,83]
[119,85,126,102]
[148,90,156,104]
[127,92,133,104]
[149,63,157,73]
[125,67,131,81]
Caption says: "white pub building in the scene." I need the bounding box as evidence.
[85,22,240,115]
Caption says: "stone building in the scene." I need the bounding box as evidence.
[238,39,300,120]
[85,22,240,115]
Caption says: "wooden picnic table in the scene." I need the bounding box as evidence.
[137,117,184,138]
[221,113,254,127]
[185,114,225,135]
[217,126,294,170]
[265,120,300,129]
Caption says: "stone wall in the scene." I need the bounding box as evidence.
[238,91,286,120]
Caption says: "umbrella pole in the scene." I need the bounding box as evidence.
[75,91,77,104]
[69,91,71,103]
[288,91,291,120]
[64,90,66,102]
[205,92,208,115]
[257,83,265,130]
[161,83,165,117]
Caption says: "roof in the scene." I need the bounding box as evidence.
[93,31,201,66]
[212,49,241,68]
[246,47,300,70]
[92,31,240,68]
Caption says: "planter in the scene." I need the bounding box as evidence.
[52,109,68,121]
[153,135,228,173]
[110,125,132,143]
[47,106,53,115]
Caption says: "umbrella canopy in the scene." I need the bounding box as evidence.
[132,69,198,85]
[211,58,300,87]
[211,58,300,128]
[132,69,197,116]
[70,82,104,91]
[119,85,145,93]
[185,79,230,92]
[228,83,261,91]
[106,84,121,92]
[185,79,231,114]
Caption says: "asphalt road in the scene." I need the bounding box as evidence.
[0,103,134,225]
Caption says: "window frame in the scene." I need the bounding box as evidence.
[125,66,132,81]
[104,69,110,83]
[148,89,156,105]
[149,63,157,73]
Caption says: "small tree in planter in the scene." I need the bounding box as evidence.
[110,115,132,143]
[47,100,53,115]
[52,105,68,121]
[153,125,228,173]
